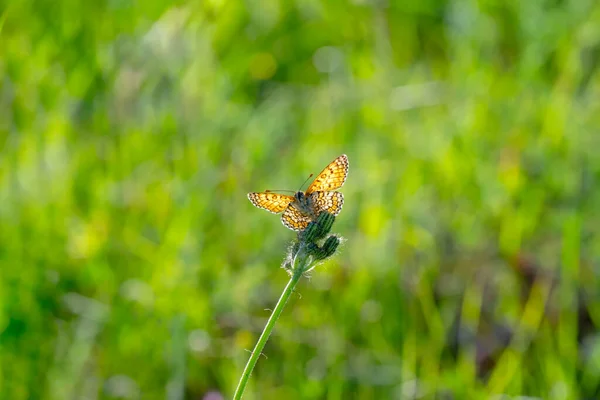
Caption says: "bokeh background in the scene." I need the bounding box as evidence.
[2,0,600,399]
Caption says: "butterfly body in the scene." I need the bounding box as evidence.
[248,155,349,231]
[291,191,316,218]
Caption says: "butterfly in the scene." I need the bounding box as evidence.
[248,154,349,231]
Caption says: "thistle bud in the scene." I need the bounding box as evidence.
[317,235,340,260]
[299,212,335,243]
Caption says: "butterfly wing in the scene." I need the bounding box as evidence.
[305,154,349,195]
[248,192,295,214]
[281,205,312,231]
[310,191,344,216]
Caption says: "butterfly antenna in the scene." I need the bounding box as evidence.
[298,173,313,191]
[265,189,296,193]
[264,173,314,194]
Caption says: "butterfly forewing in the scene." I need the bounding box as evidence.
[305,154,349,195]
[247,192,294,214]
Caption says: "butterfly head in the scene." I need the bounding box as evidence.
[294,191,306,202]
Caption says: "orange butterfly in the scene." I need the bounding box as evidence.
[248,154,349,231]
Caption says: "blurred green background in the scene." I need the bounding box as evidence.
[2,0,600,399]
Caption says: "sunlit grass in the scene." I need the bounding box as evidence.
[1,0,599,399]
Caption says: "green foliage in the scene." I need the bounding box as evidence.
[1,0,600,398]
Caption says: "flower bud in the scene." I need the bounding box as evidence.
[299,212,335,243]
[318,235,340,260]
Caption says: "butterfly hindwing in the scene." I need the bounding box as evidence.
[310,191,344,216]
[281,205,312,231]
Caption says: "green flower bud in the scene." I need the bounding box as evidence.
[304,235,340,261]
[299,212,335,243]
[318,235,340,260]
[305,242,323,260]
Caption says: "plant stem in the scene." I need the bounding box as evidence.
[233,258,307,400]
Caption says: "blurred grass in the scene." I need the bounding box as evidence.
[1,0,600,399]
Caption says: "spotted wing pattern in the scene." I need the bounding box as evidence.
[281,205,312,231]
[310,191,344,216]
[247,192,294,214]
[305,154,349,195]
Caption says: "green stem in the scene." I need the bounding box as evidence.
[233,257,308,400]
